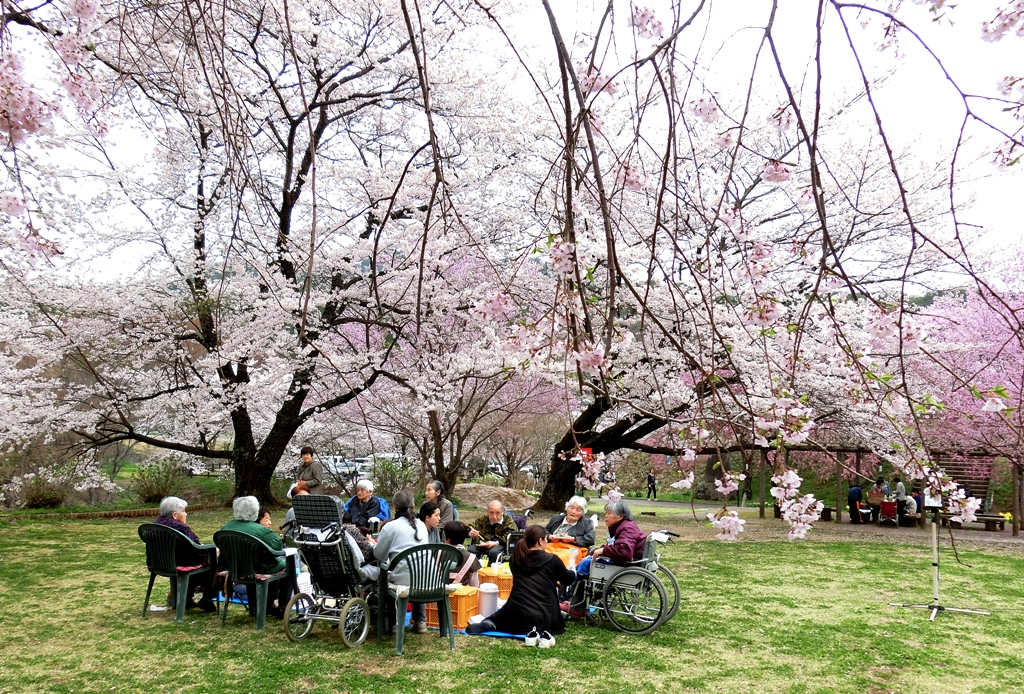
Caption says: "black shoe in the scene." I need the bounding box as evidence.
[198,599,217,613]
[267,606,285,620]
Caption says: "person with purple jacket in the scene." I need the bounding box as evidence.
[153,496,217,612]
[564,499,645,618]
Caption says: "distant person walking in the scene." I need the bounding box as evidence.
[647,468,658,500]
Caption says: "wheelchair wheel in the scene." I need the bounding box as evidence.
[654,564,680,625]
[284,592,315,641]
[339,597,369,648]
[602,569,668,635]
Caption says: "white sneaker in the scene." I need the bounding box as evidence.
[538,631,555,648]
[524,627,540,646]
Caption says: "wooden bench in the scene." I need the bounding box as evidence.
[942,514,1005,531]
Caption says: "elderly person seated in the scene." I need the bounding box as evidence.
[468,500,518,565]
[545,495,595,548]
[220,496,293,619]
[564,499,646,618]
[347,479,382,533]
[424,480,455,524]
[154,496,218,612]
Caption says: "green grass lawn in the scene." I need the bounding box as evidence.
[1,510,1021,694]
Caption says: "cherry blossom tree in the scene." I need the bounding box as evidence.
[0,0,1022,534]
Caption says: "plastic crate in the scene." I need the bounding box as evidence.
[479,566,514,599]
[425,585,479,629]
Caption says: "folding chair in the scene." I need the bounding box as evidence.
[879,500,899,527]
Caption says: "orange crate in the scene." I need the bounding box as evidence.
[479,566,514,599]
[425,585,479,630]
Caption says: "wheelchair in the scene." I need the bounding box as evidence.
[281,496,376,646]
[573,530,680,635]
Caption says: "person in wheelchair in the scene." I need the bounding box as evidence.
[564,499,645,618]
[544,495,595,548]
[466,525,576,638]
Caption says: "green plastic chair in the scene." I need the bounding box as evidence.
[138,523,218,623]
[376,543,463,655]
[213,529,293,632]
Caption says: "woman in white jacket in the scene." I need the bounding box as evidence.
[373,489,429,633]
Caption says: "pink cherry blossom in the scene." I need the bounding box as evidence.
[947,488,982,524]
[629,7,664,39]
[618,164,646,191]
[472,291,514,322]
[767,107,794,131]
[982,397,1007,413]
[0,191,26,216]
[70,0,100,21]
[707,510,745,541]
[576,64,618,96]
[548,241,576,276]
[691,98,719,124]
[0,52,57,146]
[761,160,792,183]
[670,471,694,489]
[715,471,745,497]
[575,342,608,377]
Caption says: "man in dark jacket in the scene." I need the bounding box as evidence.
[346,479,382,532]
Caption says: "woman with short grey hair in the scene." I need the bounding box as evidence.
[232,495,261,522]
[603,499,634,522]
[159,496,189,518]
[153,496,217,612]
[564,499,646,618]
[219,495,290,619]
[544,495,595,548]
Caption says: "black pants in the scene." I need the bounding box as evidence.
[468,543,504,564]
[647,483,657,499]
